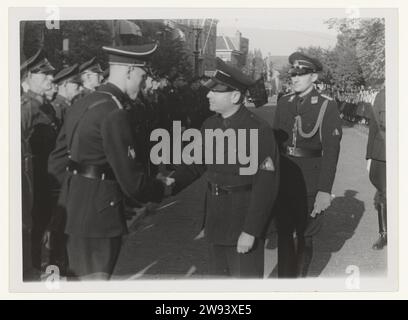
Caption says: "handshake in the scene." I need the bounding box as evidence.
[156,171,176,187]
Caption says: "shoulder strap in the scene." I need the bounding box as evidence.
[97,91,124,110]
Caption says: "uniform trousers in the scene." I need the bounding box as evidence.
[275,155,323,278]
[67,235,122,280]
[208,240,265,278]
[369,159,386,206]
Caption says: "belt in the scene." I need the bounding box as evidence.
[285,146,323,158]
[208,182,252,196]
[66,160,116,181]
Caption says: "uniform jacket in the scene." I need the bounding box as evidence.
[274,88,342,196]
[48,83,164,237]
[21,90,43,226]
[366,88,386,162]
[173,105,280,245]
[51,94,70,127]
[22,90,59,228]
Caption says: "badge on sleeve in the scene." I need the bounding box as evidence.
[128,146,136,159]
[332,128,340,136]
[260,156,275,171]
[311,96,318,104]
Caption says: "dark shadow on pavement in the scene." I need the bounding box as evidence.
[308,189,365,277]
[113,176,210,279]
[267,189,365,278]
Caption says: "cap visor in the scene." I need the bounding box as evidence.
[203,79,234,92]
[288,68,314,76]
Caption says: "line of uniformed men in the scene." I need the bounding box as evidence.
[20,49,213,280]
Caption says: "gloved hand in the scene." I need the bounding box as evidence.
[237,232,255,254]
[311,191,332,218]
[42,230,52,250]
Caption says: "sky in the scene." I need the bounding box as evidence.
[212,8,380,56]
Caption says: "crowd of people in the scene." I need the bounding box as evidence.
[20,48,213,280]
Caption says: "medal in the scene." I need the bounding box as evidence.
[311,96,318,104]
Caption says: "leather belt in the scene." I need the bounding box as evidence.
[208,182,252,196]
[285,146,323,158]
[66,160,116,181]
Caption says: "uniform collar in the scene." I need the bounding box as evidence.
[296,88,320,115]
[218,104,246,127]
[26,90,44,104]
[97,82,128,104]
[297,85,315,98]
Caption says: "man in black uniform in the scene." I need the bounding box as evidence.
[21,49,58,274]
[73,57,103,102]
[366,88,386,250]
[163,58,279,278]
[44,64,83,273]
[51,64,82,126]
[48,43,164,280]
[273,52,342,277]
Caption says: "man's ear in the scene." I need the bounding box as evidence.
[311,73,319,82]
[230,91,242,104]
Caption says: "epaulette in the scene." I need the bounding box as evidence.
[321,94,333,101]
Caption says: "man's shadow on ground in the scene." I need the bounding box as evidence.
[268,190,364,278]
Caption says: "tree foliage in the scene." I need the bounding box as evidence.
[275,18,385,90]
[21,19,194,78]
[326,18,385,87]
[243,49,265,79]
[132,20,193,79]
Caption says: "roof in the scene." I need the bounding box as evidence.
[216,35,239,52]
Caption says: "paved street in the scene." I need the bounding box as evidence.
[113,103,387,280]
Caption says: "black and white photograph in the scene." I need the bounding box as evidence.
[8,6,399,293]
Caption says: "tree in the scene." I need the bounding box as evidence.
[60,21,112,69]
[326,18,385,86]
[21,19,193,79]
[243,49,265,80]
[355,18,385,85]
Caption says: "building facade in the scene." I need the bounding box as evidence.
[216,30,249,69]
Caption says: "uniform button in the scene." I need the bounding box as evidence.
[68,155,72,159]
[73,170,78,175]
[110,201,115,206]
